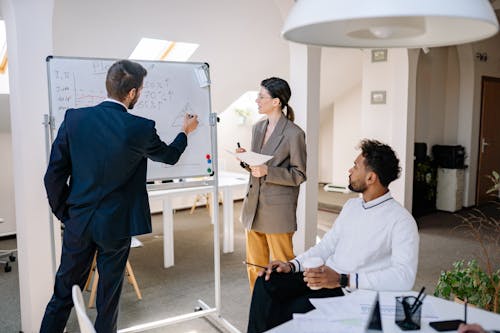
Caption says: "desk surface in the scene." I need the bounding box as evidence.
[148,172,248,197]
[267,291,500,333]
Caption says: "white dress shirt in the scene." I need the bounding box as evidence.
[292,191,419,291]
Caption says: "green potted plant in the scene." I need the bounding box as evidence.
[434,171,500,313]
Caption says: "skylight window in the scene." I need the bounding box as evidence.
[129,38,198,62]
[0,20,9,94]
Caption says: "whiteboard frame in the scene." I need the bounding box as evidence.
[44,55,240,332]
[46,55,215,182]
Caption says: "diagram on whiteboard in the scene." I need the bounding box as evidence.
[47,56,214,181]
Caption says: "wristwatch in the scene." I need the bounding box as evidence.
[340,274,348,288]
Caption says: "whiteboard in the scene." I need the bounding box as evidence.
[46,56,214,181]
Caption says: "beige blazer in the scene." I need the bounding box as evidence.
[240,114,307,233]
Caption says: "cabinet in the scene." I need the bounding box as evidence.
[436,168,464,212]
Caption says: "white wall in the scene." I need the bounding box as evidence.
[331,84,361,187]
[361,49,415,207]
[318,47,363,185]
[0,130,16,236]
[318,104,333,183]
[52,0,290,115]
[0,93,14,236]
[2,0,57,330]
[415,47,460,153]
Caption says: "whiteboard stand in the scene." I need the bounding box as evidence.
[117,113,240,333]
[43,113,59,278]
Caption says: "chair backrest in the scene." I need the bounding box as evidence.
[72,285,96,333]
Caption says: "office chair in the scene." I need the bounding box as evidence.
[0,218,17,272]
[72,285,96,333]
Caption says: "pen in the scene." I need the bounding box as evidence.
[414,286,425,307]
[236,142,251,172]
[411,293,426,314]
[464,297,467,324]
[242,260,277,272]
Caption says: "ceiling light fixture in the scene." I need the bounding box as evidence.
[282,0,499,48]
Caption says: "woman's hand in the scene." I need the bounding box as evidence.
[250,165,268,178]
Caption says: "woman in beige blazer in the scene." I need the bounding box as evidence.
[237,77,307,291]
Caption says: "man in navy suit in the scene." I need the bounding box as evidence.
[40,59,199,333]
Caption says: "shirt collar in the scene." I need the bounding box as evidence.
[362,191,393,209]
[104,98,128,110]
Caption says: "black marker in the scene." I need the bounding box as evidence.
[236,142,251,172]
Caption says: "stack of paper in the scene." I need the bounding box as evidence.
[290,290,377,333]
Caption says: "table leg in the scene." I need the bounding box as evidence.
[222,187,234,253]
[163,198,174,268]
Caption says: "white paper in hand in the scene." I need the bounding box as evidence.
[225,149,273,166]
[236,151,273,166]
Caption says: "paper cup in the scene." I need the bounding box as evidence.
[303,257,324,290]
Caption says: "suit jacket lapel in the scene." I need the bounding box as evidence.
[261,115,287,156]
[252,120,267,153]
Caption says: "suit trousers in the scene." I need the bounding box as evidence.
[247,273,344,333]
[40,222,131,333]
[245,229,294,292]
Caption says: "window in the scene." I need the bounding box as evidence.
[129,38,198,62]
[0,20,9,94]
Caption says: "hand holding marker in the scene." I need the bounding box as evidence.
[236,142,251,172]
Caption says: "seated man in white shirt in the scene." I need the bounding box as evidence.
[247,139,419,333]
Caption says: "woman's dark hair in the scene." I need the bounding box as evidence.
[359,139,401,187]
[106,60,147,101]
[261,77,295,122]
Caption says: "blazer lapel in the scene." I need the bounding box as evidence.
[252,120,267,153]
[261,115,287,156]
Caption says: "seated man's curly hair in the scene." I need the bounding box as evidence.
[359,139,401,187]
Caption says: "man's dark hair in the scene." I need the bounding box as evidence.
[106,60,147,100]
[359,139,401,187]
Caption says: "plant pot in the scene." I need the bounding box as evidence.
[454,297,477,308]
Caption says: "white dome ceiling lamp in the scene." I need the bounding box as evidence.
[282,0,499,48]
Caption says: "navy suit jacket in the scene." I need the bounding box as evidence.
[44,101,187,241]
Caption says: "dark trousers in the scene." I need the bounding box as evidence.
[247,272,344,333]
[40,223,131,333]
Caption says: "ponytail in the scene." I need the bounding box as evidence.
[284,104,295,122]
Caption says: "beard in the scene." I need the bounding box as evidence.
[128,95,139,110]
[348,180,367,193]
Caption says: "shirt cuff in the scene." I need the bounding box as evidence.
[290,258,301,272]
[349,273,359,289]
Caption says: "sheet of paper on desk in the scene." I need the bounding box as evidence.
[292,310,365,333]
[310,289,376,320]
[224,149,273,166]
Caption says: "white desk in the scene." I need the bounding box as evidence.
[267,291,500,333]
[148,173,248,268]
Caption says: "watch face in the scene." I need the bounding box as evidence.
[340,274,348,288]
